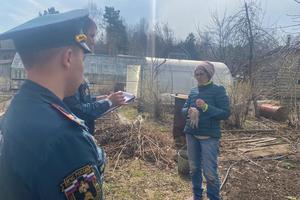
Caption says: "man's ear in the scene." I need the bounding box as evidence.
[61,48,73,70]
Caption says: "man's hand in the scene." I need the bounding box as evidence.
[96,95,108,101]
[107,91,126,107]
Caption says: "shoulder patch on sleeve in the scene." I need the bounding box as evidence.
[60,165,102,200]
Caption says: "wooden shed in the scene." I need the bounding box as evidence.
[0,60,12,91]
[0,41,15,92]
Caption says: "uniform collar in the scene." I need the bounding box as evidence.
[21,80,71,112]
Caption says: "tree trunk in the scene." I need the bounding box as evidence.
[245,2,260,117]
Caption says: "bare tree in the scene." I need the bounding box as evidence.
[88,2,104,30]
[139,57,167,120]
[147,23,176,58]
[196,10,249,75]
[127,18,148,56]
[232,1,279,116]
[195,0,279,126]
[86,2,106,54]
[196,30,217,60]
[208,12,235,62]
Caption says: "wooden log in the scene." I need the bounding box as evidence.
[259,104,289,122]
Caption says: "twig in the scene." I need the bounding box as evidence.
[149,145,158,162]
[242,155,268,173]
[113,145,126,173]
[257,155,288,161]
[220,161,240,190]
[280,136,292,144]
[222,129,276,133]
[222,135,260,141]
[112,134,134,172]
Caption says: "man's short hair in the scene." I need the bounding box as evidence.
[19,45,81,69]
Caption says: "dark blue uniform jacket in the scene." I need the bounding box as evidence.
[0,80,105,200]
[64,83,110,135]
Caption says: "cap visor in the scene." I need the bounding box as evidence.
[78,42,91,54]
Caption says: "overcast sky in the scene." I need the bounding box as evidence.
[0,0,299,39]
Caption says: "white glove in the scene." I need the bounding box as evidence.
[188,107,199,128]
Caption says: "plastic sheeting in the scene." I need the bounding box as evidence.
[144,57,233,95]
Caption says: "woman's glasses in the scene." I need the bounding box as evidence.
[195,72,206,76]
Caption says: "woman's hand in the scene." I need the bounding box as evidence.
[188,107,199,128]
[195,98,206,108]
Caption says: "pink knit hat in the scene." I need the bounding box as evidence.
[195,61,215,79]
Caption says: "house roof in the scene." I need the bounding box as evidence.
[0,59,13,65]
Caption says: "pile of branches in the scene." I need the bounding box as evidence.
[0,98,11,114]
[94,122,176,169]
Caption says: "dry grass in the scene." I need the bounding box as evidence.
[103,159,191,200]
[226,81,252,128]
[95,106,300,200]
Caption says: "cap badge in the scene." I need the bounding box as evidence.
[75,34,87,43]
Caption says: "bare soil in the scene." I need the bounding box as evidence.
[95,108,300,200]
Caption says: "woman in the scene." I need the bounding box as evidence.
[182,61,230,200]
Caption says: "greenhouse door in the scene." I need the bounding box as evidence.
[126,65,141,97]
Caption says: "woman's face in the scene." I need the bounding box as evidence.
[194,68,209,85]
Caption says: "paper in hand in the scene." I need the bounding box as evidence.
[123,91,135,103]
[100,91,135,117]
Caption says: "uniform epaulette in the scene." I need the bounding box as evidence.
[51,103,88,130]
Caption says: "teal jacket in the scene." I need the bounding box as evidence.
[182,82,230,138]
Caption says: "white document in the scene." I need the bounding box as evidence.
[100,91,135,117]
[123,91,135,103]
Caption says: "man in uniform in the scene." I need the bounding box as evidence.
[0,9,107,200]
[63,18,125,135]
